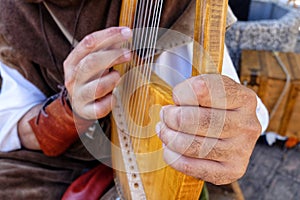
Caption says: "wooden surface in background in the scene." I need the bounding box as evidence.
[240,50,300,140]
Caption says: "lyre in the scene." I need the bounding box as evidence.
[111,0,228,199]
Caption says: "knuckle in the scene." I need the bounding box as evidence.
[223,75,238,88]
[209,176,222,185]
[63,63,76,86]
[235,119,245,131]
[159,126,169,144]
[211,171,237,185]
[95,100,112,118]
[96,105,108,118]
[249,120,262,136]
[213,177,233,185]
[111,51,130,66]
[232,164,247,181]
[95,81,105,94]
[178,159,193,175]
[82,33,96,49]
[208,145,227,160]
[242,88,257,108]
[110,70,121,83]
[204,170,225,185]
[87,84,98,98]
[83,54,97,70]
[187,138,202,158]
[175,110,182,131]
[96,72,120,95]
[241,117,262,138]
[191,77,208,103]
[64,79,73,93]
[63,59,70,70]
[106,27,120,35]
[199,109,211,131]
[163,107,181,130]
[224,160,248,184]
[72,103,86,119]
[223,116,232,133]
[79,88,92,103]
[78,55,98,74]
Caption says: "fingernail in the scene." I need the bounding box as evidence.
[121,28,132,38]
[155,122,161,136]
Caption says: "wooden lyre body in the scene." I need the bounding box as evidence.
[111,0,228,199]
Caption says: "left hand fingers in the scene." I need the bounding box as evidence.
[160,106,261,139]
[157,122,255,162]
[173,74,257,111]
[163,147,248,185]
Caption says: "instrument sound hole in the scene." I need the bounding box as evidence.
[130,166,134,170]
[132,174,137,178]
[134,183,139,188]
[129,158,132,162]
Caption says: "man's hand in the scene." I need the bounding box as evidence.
[18,27,132,150]
[64,27,132,120]
[156,74,262,185]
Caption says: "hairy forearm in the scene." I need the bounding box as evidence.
[17,104,42,150]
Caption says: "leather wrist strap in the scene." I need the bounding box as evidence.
[29,87,93,157]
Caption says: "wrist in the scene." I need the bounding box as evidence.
[18,104,43,150]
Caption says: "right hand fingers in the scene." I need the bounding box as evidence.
[82,93,114,120]
[77,70,120,105]
[63,27,132,120]
[72,70,120,120]
[64,27,132,67]
[71,48,130,84]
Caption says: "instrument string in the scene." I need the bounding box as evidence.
[120,0,164,151]
[135,0,163,150]
[121,0,139,131]
[127,0,149,149]
[123,0,134,73]
[131,0,155,149]
[120,0,131,105]
[134,0,157,149]
[144,0,163,135]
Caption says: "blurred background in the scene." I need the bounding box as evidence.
[210,0,300,199]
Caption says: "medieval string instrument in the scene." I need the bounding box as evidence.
[111,0,228,199]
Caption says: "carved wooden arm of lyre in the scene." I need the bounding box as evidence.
[193,0,228,75]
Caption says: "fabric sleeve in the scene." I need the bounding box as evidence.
[0,62,46,152]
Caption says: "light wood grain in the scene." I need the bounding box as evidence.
[112,0,229,199]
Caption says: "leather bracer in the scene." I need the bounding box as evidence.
[29,87,93,157]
